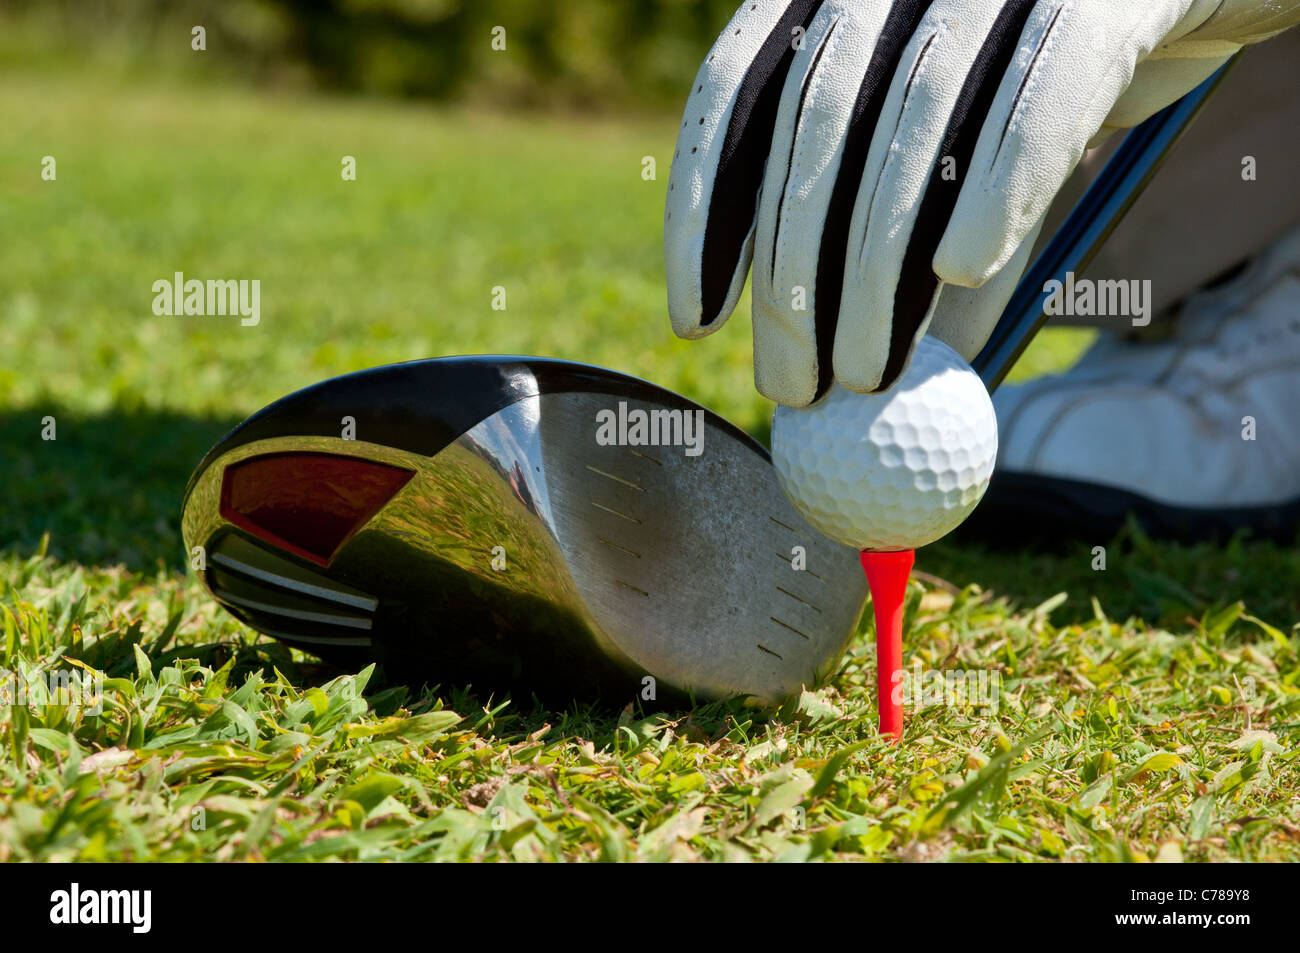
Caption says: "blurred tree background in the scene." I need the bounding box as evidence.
[0,0,741,110]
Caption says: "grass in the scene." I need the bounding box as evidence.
[2,69,1298,862]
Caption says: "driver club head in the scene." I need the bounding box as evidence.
[181,356,868,705]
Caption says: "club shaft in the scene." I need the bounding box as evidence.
[973,58,1239,391]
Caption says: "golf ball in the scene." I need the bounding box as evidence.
[771,336,997,551]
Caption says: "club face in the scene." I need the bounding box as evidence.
[181,357,868,704]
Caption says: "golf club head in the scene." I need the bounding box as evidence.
[181,356,868,705]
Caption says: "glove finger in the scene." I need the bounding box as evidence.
[835,0,1040,393]
[928,211,1047,363]
[749,0,933,405]
[665,0,825,341]
[1101,51,1230,132]
[934,0,1202,288]
[749,2,899,406]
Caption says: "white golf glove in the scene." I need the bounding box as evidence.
[664,0,1300,406]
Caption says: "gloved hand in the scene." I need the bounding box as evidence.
[664,0,1300,406]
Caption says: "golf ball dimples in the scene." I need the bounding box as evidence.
[771,337,998,551]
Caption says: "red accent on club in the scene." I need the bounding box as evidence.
[219,453,414,566]
[860,549,915,742]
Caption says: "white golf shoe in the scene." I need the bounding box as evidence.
[969,224,1300,543]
